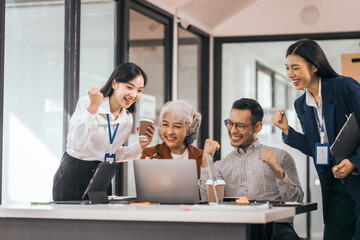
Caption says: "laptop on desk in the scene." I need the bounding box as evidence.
[52,161,118,205]
[133,159,201,204]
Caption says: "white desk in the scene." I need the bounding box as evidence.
[0,203,295,240]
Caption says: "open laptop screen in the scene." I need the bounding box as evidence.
[133,159,200,204]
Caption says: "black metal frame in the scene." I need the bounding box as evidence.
[213,31,360,239]
[213,38,222,161]
[63,0,81,151]
[115,0,174,196]
[306,156,311,238]
[116,0,130,64]
[0,0,5,204]
[114,0,132,196]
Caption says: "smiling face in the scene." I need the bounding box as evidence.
[160,112,188,154]
[110,74,144,111]
[285,54,318,91]
[227,109,261,151]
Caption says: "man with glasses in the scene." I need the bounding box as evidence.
[199,98,303,240]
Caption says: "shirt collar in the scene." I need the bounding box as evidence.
[235,139,260,155]
[305,78,322,108]
[97,97,128,122]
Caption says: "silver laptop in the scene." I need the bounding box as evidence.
[133,159,200,204]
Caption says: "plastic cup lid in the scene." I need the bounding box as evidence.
[206,180,213,185]
[215,179,226,185]
[139,118,154,123]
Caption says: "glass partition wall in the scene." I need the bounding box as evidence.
[178,27,201,147]
[3,0,65,203]
[128,8,166,145]
[124,6,169,196]
[178,27,200,112]
[79,0,115,97]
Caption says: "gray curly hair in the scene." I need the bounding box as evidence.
[159,100,202,146]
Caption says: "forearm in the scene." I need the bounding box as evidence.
[283,126,313,157]
[277,155,304,202]
[277,174,304,202]
[115,142,142,161]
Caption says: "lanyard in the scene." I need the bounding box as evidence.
[106,114,119,144]
[315,107,325,144]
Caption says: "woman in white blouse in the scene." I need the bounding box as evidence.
[53,63,154,201]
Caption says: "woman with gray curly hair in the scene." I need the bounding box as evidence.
[141,100,203,178]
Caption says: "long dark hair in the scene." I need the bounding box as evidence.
[100,63,147,113]
[286,39,339,79]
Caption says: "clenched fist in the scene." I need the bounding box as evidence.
[87,87,104,114]
[260,149,284,179]
[272,109,289,135]
[202,139,220,168]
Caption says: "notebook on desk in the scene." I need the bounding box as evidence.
[52,161,117,205]
[133,159,201,204]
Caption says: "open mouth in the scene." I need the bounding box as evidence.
[292,79,300,86]
[165,136,177,142]
[231,135,241,142]
[124,97,134,105]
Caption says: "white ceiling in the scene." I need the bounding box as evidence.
[158,0,257,29]
[149,0,360,36]
[148,0,360,77]
[148,0,258,32]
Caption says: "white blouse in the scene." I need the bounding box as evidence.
[170,148,189,160]
[66,96,142,162]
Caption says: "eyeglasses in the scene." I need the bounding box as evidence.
[224,119,254,131]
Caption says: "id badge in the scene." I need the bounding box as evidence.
[104,153,116,162]
[315,143,329,165]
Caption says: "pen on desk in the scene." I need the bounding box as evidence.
[150,153,157,159]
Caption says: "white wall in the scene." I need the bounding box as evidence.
[214,0,360,36]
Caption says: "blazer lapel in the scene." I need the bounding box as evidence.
[322,79,335,144]
[157,142,173,159]
[187,145,202,160]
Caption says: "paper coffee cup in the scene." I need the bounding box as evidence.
[206,179,226,203]
[215,179,226,202]
[138,118,154,141]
